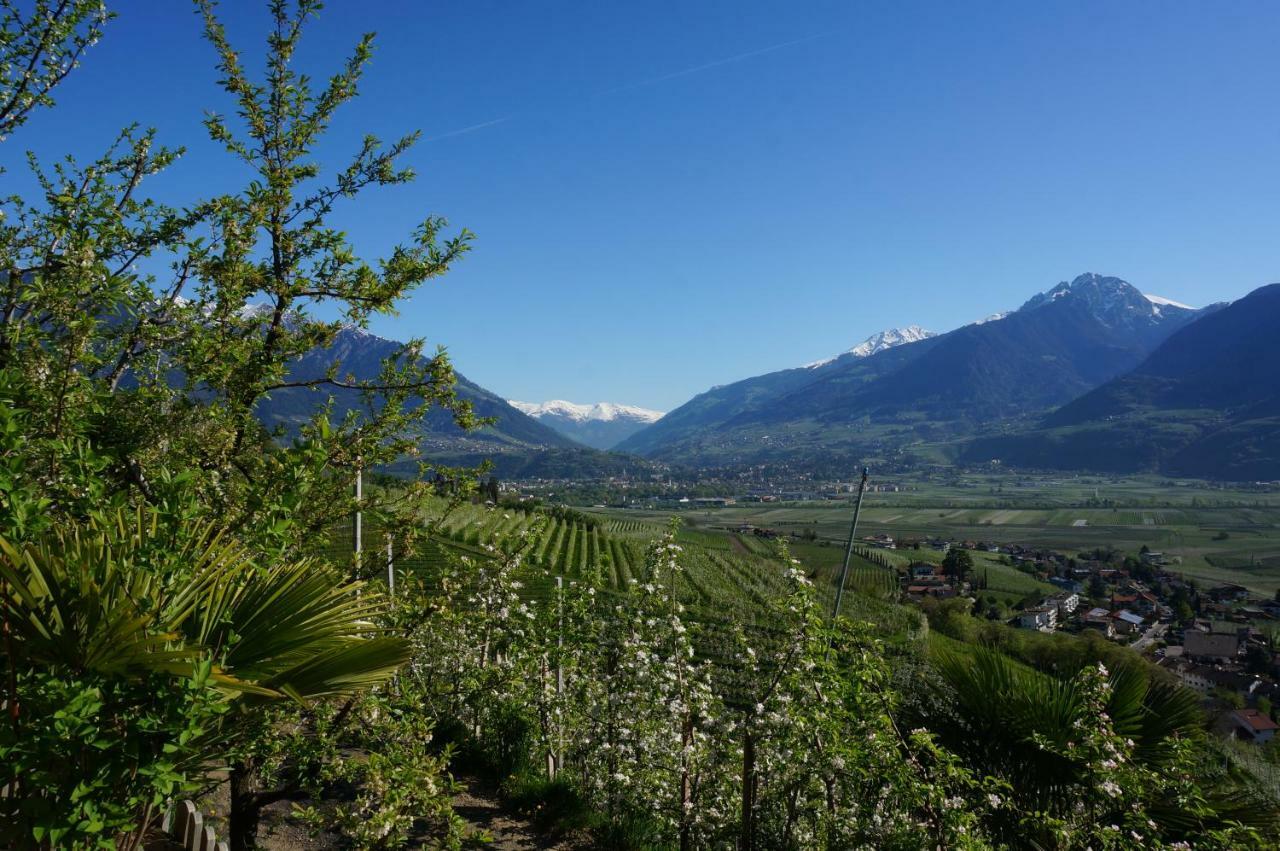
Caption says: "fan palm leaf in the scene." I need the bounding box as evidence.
[0,528,199,677]
[0,510,410,703]
[934,646,1277,840]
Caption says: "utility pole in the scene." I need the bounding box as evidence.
[830,467,870,625]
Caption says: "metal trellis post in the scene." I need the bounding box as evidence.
[830,467,870,626]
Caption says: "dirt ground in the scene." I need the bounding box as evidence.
[451,777,581,851]
[158,775,580,850]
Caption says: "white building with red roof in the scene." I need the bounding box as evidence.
[1230,709,1278,745]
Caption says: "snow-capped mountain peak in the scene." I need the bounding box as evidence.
[237,302,276,319]
[509,400,666,450]
[508,399,664,424]
[1018,273,1197,326]
[804,325,936,369]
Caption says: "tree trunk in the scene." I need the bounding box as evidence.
[782,781,800,848]
[739,728,755,851]
[679,713,692,851]
[229,759,264,851]
[539,654,554,779]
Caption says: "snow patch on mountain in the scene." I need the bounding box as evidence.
[1144,293,1193,310]
[1018,273,1199,328]
[509,400,665,424]
[973,311,1010,325]
[237,303,276,319]
[804,325,936,369]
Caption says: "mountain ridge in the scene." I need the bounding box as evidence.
[964,283,1280,479]
[803,325,937,368]
[509,399,666,450]
[253,325,616,475]
[617,273,1213,468]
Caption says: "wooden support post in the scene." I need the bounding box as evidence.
[386,535,394,596]
[353,458,363,577]
[556,575,565,774]
[184,807,203,848]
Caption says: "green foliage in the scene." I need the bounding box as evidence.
[1,1,478,844]
[0,505,409,848]
[292,694,470,850]
[933,647,1272,846]
[0,663,225,850]
[0,0,111,140]
[1,0,478,566]
[943,546,975,583]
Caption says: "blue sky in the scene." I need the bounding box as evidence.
[5,1,1280,411]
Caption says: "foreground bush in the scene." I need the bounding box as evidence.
[0,511,409,848]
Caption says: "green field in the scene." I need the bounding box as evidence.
[606,474,1280,595]
[319,474,1280,658]
[327,501,898,628]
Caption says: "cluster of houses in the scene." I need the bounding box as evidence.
[891,533,1280,746]
[1156,622,1280,745]
[1012,548,1280,745]
[865,533,952,553]
[903,562,965,600]
[1020,585,1163,639]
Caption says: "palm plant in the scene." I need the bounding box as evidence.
[0,509,410,849]
[933,647,1275,845]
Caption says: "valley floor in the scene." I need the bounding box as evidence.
[586,473,1280,595]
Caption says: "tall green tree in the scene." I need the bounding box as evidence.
[943,547,973,585]
[1,0,482,847]
[2,0,480,559]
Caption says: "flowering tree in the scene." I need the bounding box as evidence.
[0,0,110,140]
[719,549,991,850]
[568,530,732,847]
[936,647,1269,848]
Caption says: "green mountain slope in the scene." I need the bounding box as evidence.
[621,274,1206,469]
[965,283,1280,480]
[252,326,661,478]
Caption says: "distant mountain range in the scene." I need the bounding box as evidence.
[965,283,1280,479]
[615,323,945,460]
[617,274,1219,471]
[509,400,665,450]
[255,326,651,477]
[252,273,1280,481]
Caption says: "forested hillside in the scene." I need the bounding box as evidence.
[621,274,1211,470]
[967,283,1280,478]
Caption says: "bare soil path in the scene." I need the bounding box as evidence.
[166,773,579,850]
[451,777,580,850]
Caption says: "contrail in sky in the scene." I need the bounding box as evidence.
[601,32,828,95]
[427,116,512,142]
[426,32,827,143]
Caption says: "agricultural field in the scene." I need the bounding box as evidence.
[969,552,1060,606]
[322,501,877,626]
[320,473,1280,657]
[606,474,1280,595]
